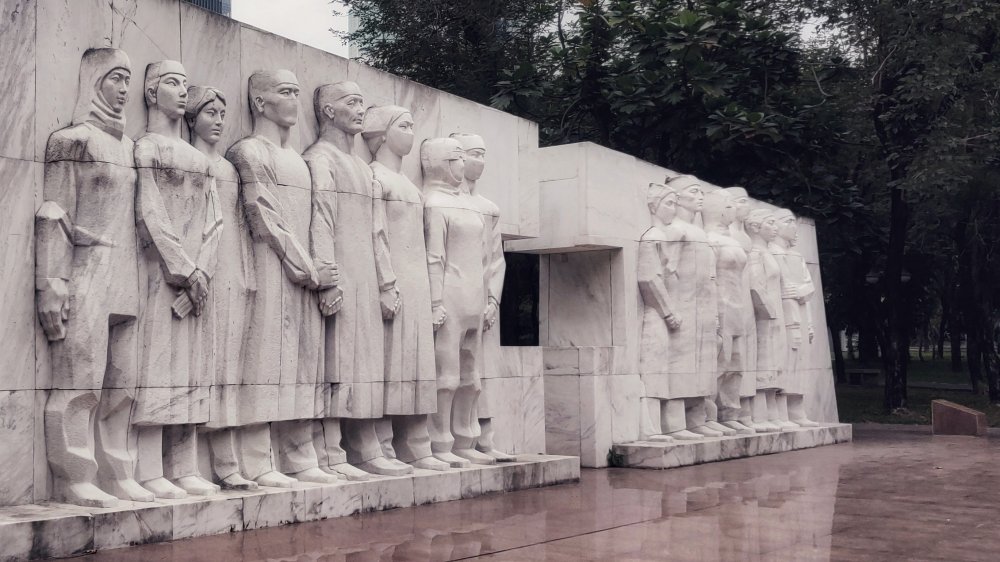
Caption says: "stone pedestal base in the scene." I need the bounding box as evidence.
[0,455,579,561]
[610,424,851,469]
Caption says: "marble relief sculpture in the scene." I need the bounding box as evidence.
[184,85,258,490]
[36,48,149,507]
[363,106,448,471]
[227,70,338,487]
[422,137,494,466]
[450,132,516,463]
[133,60,221,498]
[702,190,755,435]
[304,82,409,478]
[745,208,793,429]
[772,209,818,427]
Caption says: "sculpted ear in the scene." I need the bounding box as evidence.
[145,86,157,105]
[322,103,336,120]
[252,95,265,114]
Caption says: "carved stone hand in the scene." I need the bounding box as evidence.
[314,259,340,289]
[184,269,210,317]
[319,286,343,317]
[380,286,401,320]
[483,300,498,331]
[37,278,70,341]
[665,313,682,331]
[432,304,447,332]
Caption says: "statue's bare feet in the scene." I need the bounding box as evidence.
[358,456,413,476]
[790,417,819,428]
[175,475,220,496]
[690,425,724,438]
[433,452,471,468]
[411,456,452,471]
[255,470,297,488]
[453,448,497,465]
[668,429,704,441]
[58,481,120,508]
[326,462,371,481]
[290,467,339,484]
[646,434,675,443]
[721,421,756,435]
[104,478,155,502]
[704,420,737,436]
[142,477,187,499]
[753,421,781,433]
[220,473,258,491]
[479,448,517,462]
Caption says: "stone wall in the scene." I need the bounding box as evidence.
[0,0,542,507]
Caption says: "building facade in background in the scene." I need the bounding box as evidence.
[186,0,231,17]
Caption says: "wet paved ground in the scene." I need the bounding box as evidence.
[82,425,1000,561]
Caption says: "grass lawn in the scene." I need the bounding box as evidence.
[836,354,1000,426]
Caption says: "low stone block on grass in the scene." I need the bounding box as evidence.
[931,399,987,437]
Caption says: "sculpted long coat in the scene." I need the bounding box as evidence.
[372,161,436,415]
[637,226,681,399]
[773,243,814,395]
[304,139,394,420]
[227,135,325,424]
[471,192,504,419]
[134,133,220,426]
[748,243,786,390]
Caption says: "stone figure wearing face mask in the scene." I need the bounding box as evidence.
[422,137,494,467]
[133,60,222,499]
[771,209,818,428]
[36,48,149,507]
[227,70,338,488]
[184,85,258,490]
[450,132,517,463]
[362,106,447,471]
[304,82,408,479]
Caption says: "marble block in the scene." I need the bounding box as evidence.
[412,469,462,506]
[611,424,852,469]
[931,400,987,437]
[0,0,35,161]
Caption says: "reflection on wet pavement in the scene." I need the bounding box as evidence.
[82,425,1000,561]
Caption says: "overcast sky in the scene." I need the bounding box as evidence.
[231,0,350,57]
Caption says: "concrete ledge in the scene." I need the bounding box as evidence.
[931,399,987,436]
[611,424,852,469]
[0,455,579,561]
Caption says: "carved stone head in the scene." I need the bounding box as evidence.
[667,175,704,214]
[647,182,678,225]
[420,138,466,188]
[450,133,486,182]
[724,186,752,221]
[248,70,301,128]
[774,209,798,245]
[702,189,736,228]
[747,208,778,242]
[314,81,365,135]
[144,60,188,118]
[185,86,227,146]
[362,105,414,157]
[72,48,132,137]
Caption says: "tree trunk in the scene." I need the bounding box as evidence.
[951,331,963,372]
[859,325,879,364]
[882,183,910,413]
[847,327,856,360]
[832,326,847,384]
[968,333,982,394]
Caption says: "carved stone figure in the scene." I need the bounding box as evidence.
[451,132,517,463]
[363,106,447,471]
[772,209,819,427]
[36,48,150,507]
[184,85,258,490]
[724,187,766,431]
[304,82,408,478]
[133,61,221,498]
[637,182,681,442]
[746,208,791,429]
[227,70,338,487]
[422,137,494,466]
[703,190,755,435]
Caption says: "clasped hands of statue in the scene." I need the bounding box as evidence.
[430,298,498,333]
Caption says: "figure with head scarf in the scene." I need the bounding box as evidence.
[227,70,339,488]
[724,187,760,430]
[184,86,258,490]
[36,48,150,507]
[745,207,789,430]
[132,60,222,498]
[771,209,818,427]
[422,137,493,467]
[304,82,406,479]
[702,190,755,435]
[362,106,446,471]
[648,174,721,440]
[450,132,516,463]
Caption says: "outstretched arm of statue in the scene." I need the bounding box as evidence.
[425,206,448,331]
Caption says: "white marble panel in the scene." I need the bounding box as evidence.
[516,119,540,239]
[170,495,243,539]
[361,475,414,512]
[543,374,580,457]
[116,0,182,141]
[0,0,35,161]
[412,469,462,506]
[479,464,505,495]
[35,0,112,160]
[395,78,443,185]
[243,488,306,530]
[0,158,37,392]
[546,251,614,347]
[476,107,519,230]
[296,43,349,150]
[303,481,362,521]
[458,467,482,499]
[521,373,546,454]
[32,389,50,503]
[501,461,544,491]
[0,504,93,560]
[180,0,244,152]
[238,25,302,147]
[579,375,614,468]
[610,374,643,446]
[93,503,172,550]
[0,391,34,506]
[486,377,523,455]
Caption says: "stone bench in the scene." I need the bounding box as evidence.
[931,399,987,436]
[845,368,881,387]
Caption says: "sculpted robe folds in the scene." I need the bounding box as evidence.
[38,123,140,390]
[774,245,814,395]
[304,139,393,420]
[373,161,436,416]
[473,193,504,418]
[134,133,220,425]
[749,245,786,389]
[227,136,324,424]
[637,230,679,399]
[708,230,754,397]
[207,157,256,427]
